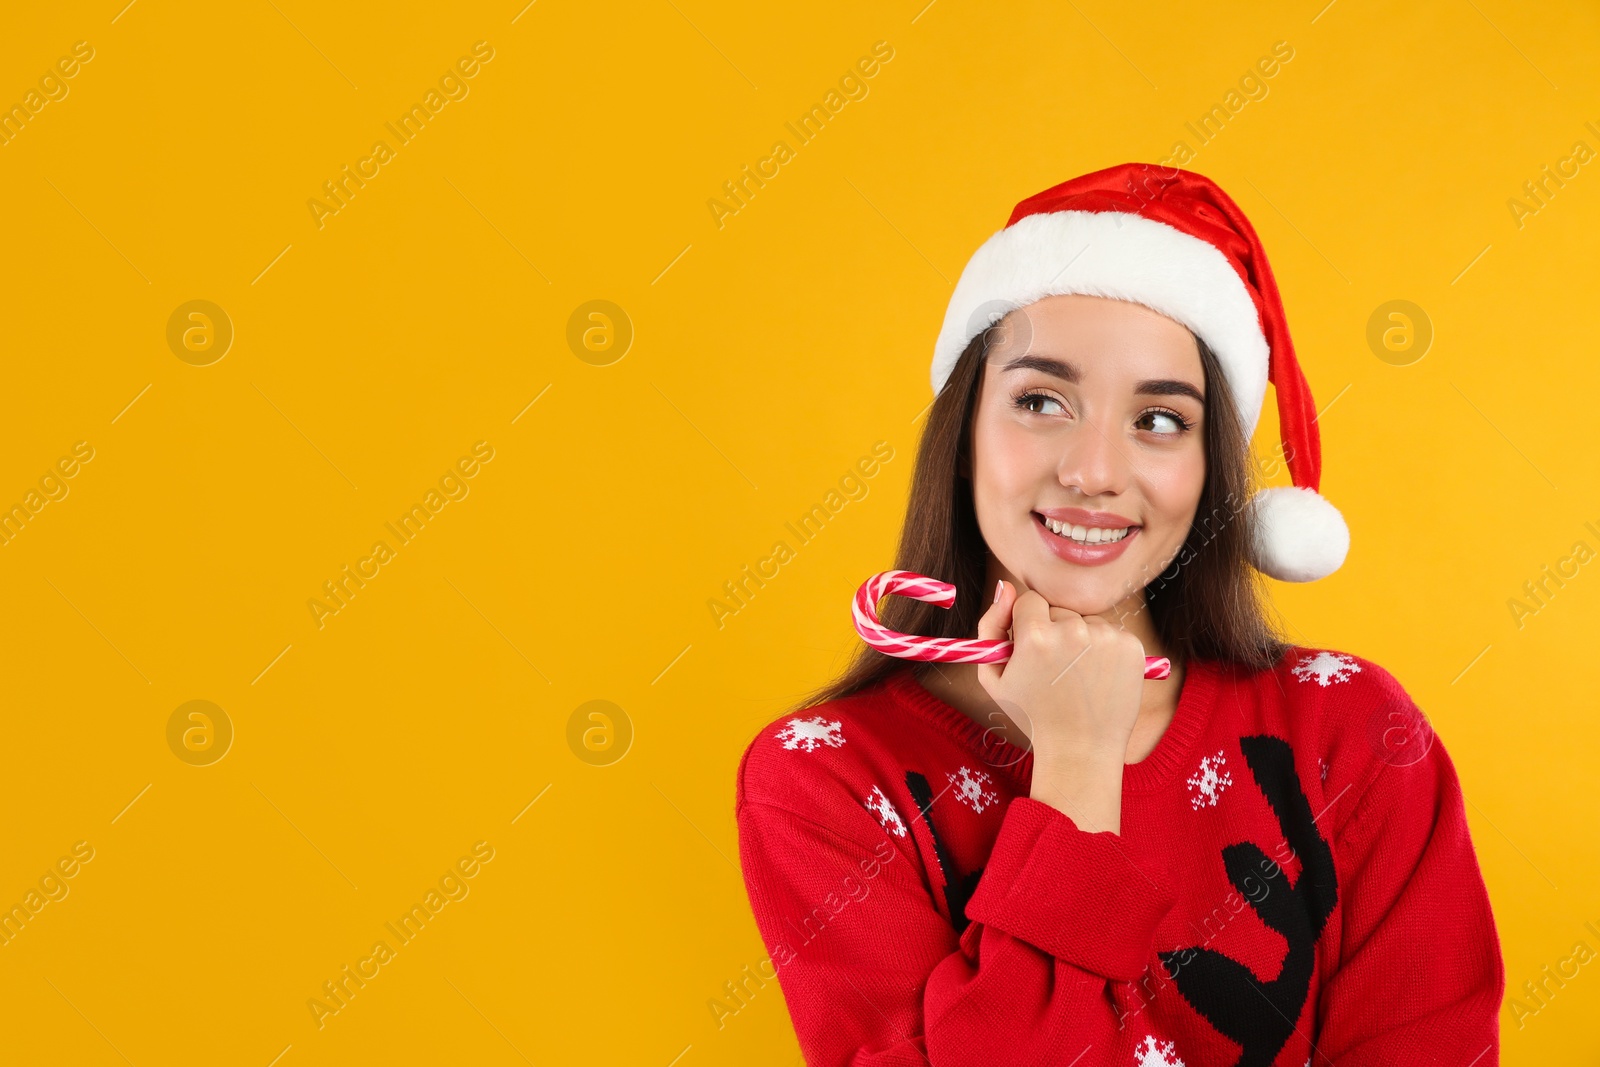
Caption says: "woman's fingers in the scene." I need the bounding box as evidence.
[1010,587,1053,633]
[974,579,1016,696]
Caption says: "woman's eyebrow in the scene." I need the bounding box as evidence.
[1000,354,1205,405]
[1137,378,1206,405]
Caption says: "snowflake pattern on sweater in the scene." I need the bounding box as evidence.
[1185,749,1233,810]
[1290,650,1362,687]
[947,766,999,814]
[863,785,907,837]
[775,716,844,752]
[1133,1035,1185,1066]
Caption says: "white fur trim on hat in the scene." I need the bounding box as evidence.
[931,209,1271,437]
[1247,486,1349,582]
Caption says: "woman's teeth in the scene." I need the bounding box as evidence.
[1042,516,1132,544]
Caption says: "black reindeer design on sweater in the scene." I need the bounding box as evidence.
[1159,735,1339,1067]
[905,736,1336,1067]
[905,770,982,933]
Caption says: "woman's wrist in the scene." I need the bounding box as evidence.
[1028,743,1127,834]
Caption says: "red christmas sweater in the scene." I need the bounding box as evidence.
[735,646,1504,1066]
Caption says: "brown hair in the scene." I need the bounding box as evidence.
[796,319,1292,710]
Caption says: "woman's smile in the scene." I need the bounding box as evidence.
[1031,509,1141,565]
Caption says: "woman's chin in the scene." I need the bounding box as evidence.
[1026,581,1119,617]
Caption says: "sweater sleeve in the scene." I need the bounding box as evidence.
[736,794,1179,1066]
[1314,729,1505,1064]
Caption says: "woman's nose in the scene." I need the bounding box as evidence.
[1056,417,1129,497]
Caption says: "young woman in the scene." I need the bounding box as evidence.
[735,164,1504,1066]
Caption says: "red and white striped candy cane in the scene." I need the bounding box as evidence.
[852,570,1171,679]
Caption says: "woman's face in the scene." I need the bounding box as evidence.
[967,293,1208,617]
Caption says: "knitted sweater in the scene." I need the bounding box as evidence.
[734,646,1504,1066]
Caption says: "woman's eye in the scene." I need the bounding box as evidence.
[1136,409,1191,435]
[1015,392,1065,416]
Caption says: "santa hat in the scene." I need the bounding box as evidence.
[932,162,1348,583]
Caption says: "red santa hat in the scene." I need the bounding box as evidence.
[932,162,1348,583]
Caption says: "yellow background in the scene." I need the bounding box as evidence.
[1,0,1596,1062]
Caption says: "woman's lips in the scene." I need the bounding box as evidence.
[1032,511,1139,565]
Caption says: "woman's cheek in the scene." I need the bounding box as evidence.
[1146,446,1204,512]
[974,423,1033,501]
[1000,422,1060,483]
[1149,459,1206,561]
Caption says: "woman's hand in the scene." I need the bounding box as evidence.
[975,579,1148,833]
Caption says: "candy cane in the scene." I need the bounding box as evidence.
[852,570,1172,679]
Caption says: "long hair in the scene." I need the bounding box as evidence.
[796,321,1293,710]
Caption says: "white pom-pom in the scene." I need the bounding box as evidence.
[1246,486,1349,582]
